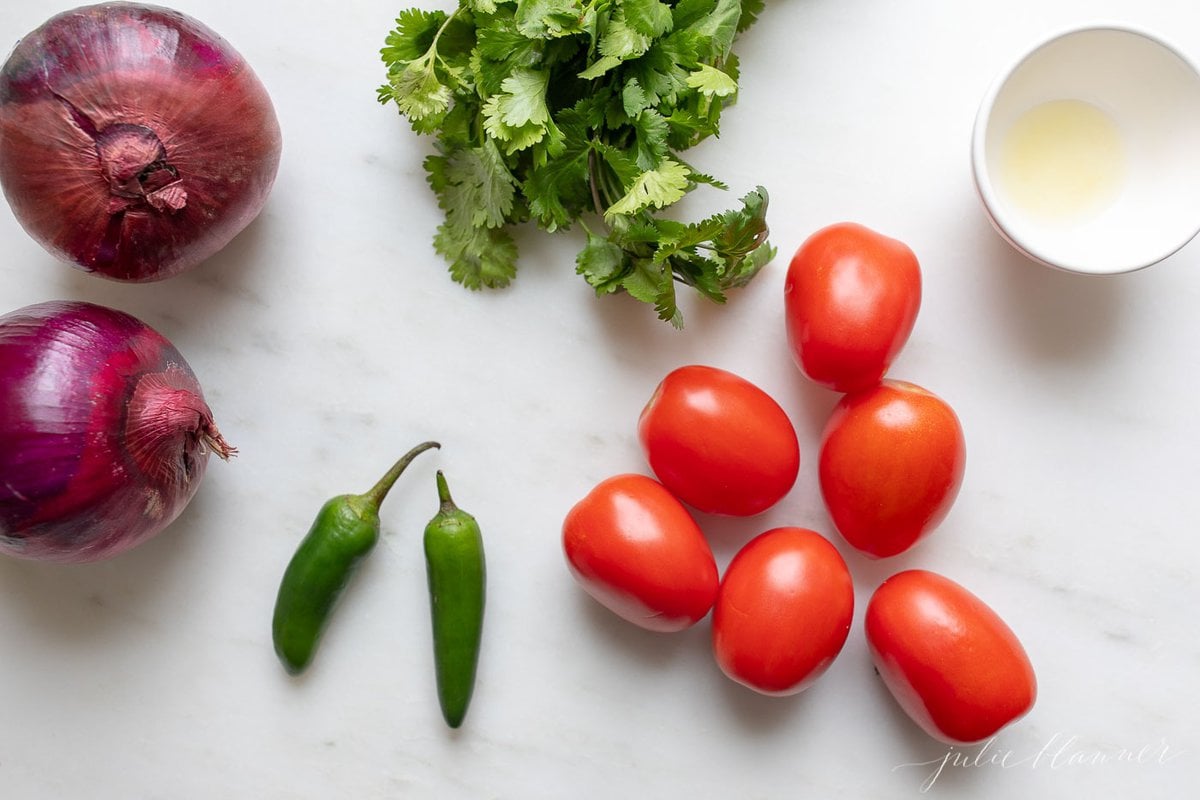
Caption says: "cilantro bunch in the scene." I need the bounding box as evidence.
[379,0,773,326]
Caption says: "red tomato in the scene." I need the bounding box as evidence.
[638,365,800,517]
[819,380,965,558]
[562,474,719,632]
[784,222,922,392]
[712,527,854,695]
[865,570,1037,744]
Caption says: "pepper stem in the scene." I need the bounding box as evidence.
[362,441,441,509]
[436,470,458,514]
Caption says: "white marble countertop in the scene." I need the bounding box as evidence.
[1,0,1197,797]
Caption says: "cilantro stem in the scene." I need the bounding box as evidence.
[429,7,461,60]
[585,145,626,227]
[593,155,622,213]
[587,148,606,219]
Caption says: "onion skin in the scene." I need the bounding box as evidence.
[0,301,232,562]
[0,3,282,281]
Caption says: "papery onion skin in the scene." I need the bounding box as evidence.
[0,301,232,562]
[0,2,282,281]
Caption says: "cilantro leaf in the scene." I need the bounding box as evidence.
[686,0,742,59]
[711,185,771,258]
[605,158,691,218]
[435,221,520,289]
[668,250,728,304]
[381,9,446,64]
[476,20,541,64]
[685,63,738,97]
[628,30,700,106]
[738,0,766,33]
[576,232,630,294]
[516,0,587,39]
[598,9,653,61]
[621,77,650,117]
[713,186,775,285]
[622,0,674,38]
[577,55,622,80]
[482,68,557,153]
[378,9,473,131]
[619,259,659,305]
[676,159,729,190]
[523,120,591,230]
[382,60,452,121]
[438,140,518,230]
[594,142,642,193]
[671,0,716,30]
[632,109,669,169]
[486,68,552,128]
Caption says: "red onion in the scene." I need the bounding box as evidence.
[0,300,233,563]
[0,3,282,281]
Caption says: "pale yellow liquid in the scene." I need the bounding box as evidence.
[997,99,1127,223]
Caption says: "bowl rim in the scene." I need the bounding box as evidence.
[970,22,1200,275]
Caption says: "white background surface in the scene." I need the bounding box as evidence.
[1,1,1197,797]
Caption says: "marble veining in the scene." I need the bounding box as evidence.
[1,0,1198,798]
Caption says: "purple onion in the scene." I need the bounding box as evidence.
[0,2,282,281]
[0,300,232,563]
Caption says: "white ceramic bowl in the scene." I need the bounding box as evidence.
[972,25,1200,274]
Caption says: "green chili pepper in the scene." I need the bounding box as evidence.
[272,440,440,675]
[424,471,486,728]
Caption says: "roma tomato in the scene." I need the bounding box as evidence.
[865,570,1037,744]
[562,474,718,632]
[819,380,965,558]
[784,222,922,392]
[712,527,854,695]
[638,365,799,517]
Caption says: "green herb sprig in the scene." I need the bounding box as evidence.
[380,0,773,327]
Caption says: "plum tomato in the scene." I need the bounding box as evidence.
[819,380,965,558]
[865,570,1037,744]
[638,365,800,517]
[712,527,854,695]
[562,474,719,632]
[784,222,922,393]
